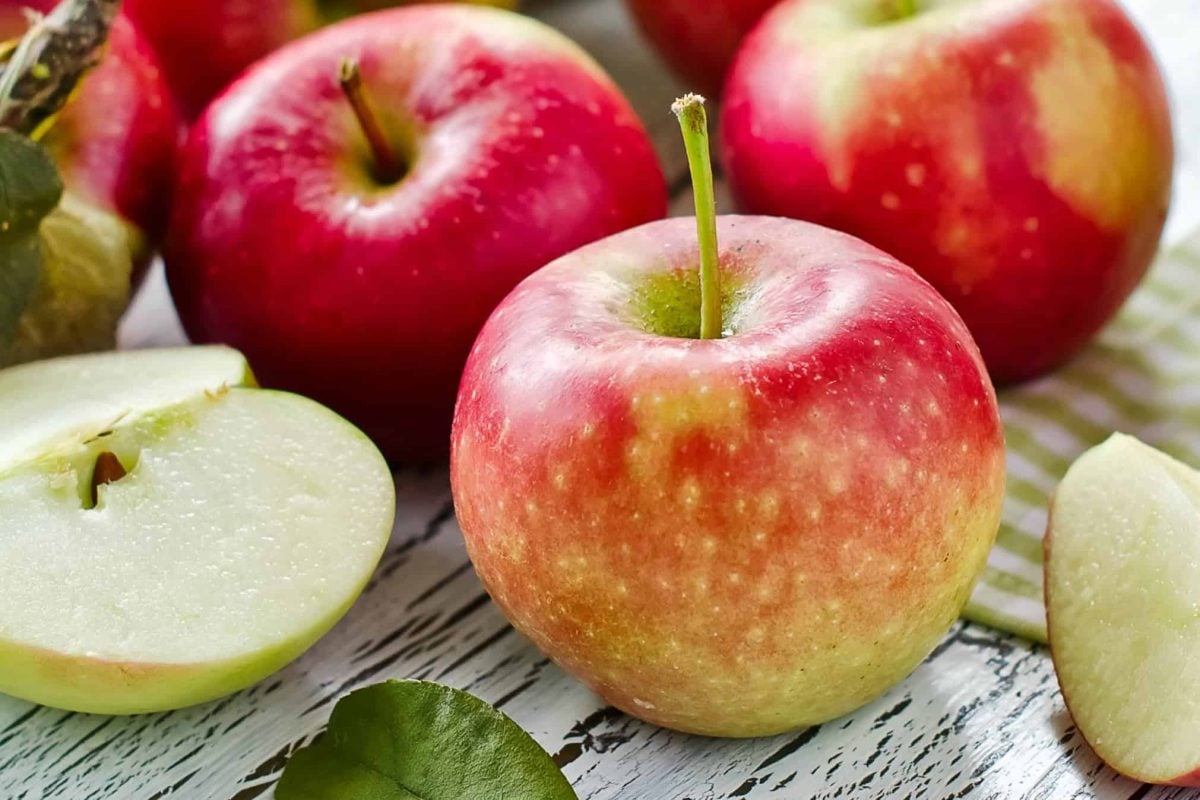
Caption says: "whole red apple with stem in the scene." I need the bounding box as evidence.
[123,0,516,119]
[451,95,1005,737]
[722,0,1173,383]
[623,0,777,96]
[166,5,667,463]
[0,0,179,274]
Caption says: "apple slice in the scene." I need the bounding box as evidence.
[1047,433,1200,786]
[0,348,394,714]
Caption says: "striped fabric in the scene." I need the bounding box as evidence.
[963,228,1200,642]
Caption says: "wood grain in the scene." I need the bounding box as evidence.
[4,0,1199,797]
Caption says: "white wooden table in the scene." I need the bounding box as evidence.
[3,0,1199,797]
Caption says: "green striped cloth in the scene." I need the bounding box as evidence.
[962,228,1200,642]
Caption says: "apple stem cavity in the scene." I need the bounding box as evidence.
[89,450,127,508]
[892,0,918,19]
[672,93,722,341]
[338,58,403,184]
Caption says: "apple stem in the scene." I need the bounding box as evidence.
[672,93,722,341]
[338,58,402,183]
[90,451,126,507]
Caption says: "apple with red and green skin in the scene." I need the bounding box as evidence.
[165,5,667,463]
[0,1,180,273]
[623,0,777,96]
[451,209,1006,736]
[123,0,516,119]
[721,0,1174,383]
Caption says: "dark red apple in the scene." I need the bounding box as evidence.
[721,0,1174,382]
[624,0,777,96]
[123,0,517,119]
[165,6,667,462]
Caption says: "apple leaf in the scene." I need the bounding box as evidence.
[275,680,578,800]
[0,128,63,348]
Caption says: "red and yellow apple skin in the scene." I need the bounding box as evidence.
[0,3,180,269]
[721,0,1173,383]
[166,6,667,463]
[452,216,1006,737]
[623,0,777,96]
[124,0,517,119]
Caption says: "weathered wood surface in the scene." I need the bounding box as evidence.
[3,0,1199,797]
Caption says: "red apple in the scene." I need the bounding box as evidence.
[451,214,1006,736]
[123,0,517,119]
[165,6,667,463]
[721,0,1173,383]
[623,0,777,96]
[0,2,180,269]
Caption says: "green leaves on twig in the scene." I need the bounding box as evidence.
[0,129,61,348]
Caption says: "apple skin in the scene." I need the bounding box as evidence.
[451,216,1006,737]
[623,0,777,96]
[165,6,667,464]
[721,0,1173,383]
[124,0,516,119]
[0,2,180,272]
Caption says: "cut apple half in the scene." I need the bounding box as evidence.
[0,348,395,714]
[1047,433,1200,786]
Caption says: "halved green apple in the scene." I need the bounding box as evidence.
[1047,433,1200,786]
[0,348,395,714]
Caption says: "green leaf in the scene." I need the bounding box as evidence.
[276,681,578,800]
[0,128,62,348]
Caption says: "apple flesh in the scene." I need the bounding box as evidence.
[452,215,1006,737]
[0,348,395,714]
[166,5,667,463]
[623,0,777,96]
[124,0,516,119]
[1047,434,1200,786]
[721,0,1173,383]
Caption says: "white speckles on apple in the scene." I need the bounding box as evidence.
[1020,248,1034,260]
[1023,217,1040,232]
[729,572,743,585]
[701,537,718,554]
[926,400,941,416]
[746,627,765,644]
[995,50,1016,67]
[885,111,902,128]
[881,192,901,210]
[807,503,823,522]
[679,478,702,508]
[581,422,595,438]
[828,474,848,495]
[905,163,927,187]
[758,492,780,521]
[632,697,656,710]
[753,531,768,545]
[525,500,538,515]
[553,472,567,490]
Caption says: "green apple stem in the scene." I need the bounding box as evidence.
[338,58,402,183]
[90,450,126,507]
[672,93,722,341]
